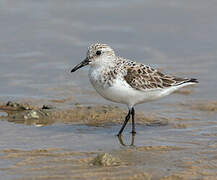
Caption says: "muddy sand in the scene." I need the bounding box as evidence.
[0,100,217,180]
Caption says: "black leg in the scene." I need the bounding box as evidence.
[117,133,136,147]
[117,109,131,136]
[117,135,126,146]
[130,133,135,146]
[131,107,136,134]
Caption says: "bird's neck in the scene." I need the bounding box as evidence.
[89,57,116,81]
[91,56,116,70]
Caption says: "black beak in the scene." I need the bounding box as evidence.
[71,57,90,72]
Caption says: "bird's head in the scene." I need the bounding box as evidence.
[71,43,115,72]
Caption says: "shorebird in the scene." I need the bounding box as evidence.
[71,43,198,136]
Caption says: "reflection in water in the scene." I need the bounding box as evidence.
[117,134,135,147]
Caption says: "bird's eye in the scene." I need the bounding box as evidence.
[96,50,101,56]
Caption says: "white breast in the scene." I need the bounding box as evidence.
[88,66,168,108]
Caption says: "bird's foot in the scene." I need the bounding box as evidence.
[131,131,136,135]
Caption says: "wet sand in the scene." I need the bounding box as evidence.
[0,100,217,180]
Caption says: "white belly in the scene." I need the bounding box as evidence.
[89,74,164,107]
[88,67,187,108]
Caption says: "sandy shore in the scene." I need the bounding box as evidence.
[0,100,217,180]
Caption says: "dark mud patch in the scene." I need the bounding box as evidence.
[0,101,54,126]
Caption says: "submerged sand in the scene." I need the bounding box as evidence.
[1,144,217,180]
[0,100,217,180]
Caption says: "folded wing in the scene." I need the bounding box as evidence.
[123,64,198,91]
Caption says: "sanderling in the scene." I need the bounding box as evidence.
[71,43,198,136]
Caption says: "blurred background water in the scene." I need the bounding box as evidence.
[0,0,216,104]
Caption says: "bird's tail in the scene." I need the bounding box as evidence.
[185,78,199,84]
[175,78,199,87]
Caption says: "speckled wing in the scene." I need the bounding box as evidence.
[123,63,196,91]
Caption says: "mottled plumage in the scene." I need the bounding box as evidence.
[122,62,196,90]
[71,43,198,135]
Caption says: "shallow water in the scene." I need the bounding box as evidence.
[0,0,217,179]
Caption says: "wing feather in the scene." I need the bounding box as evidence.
[123,63,191,91]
